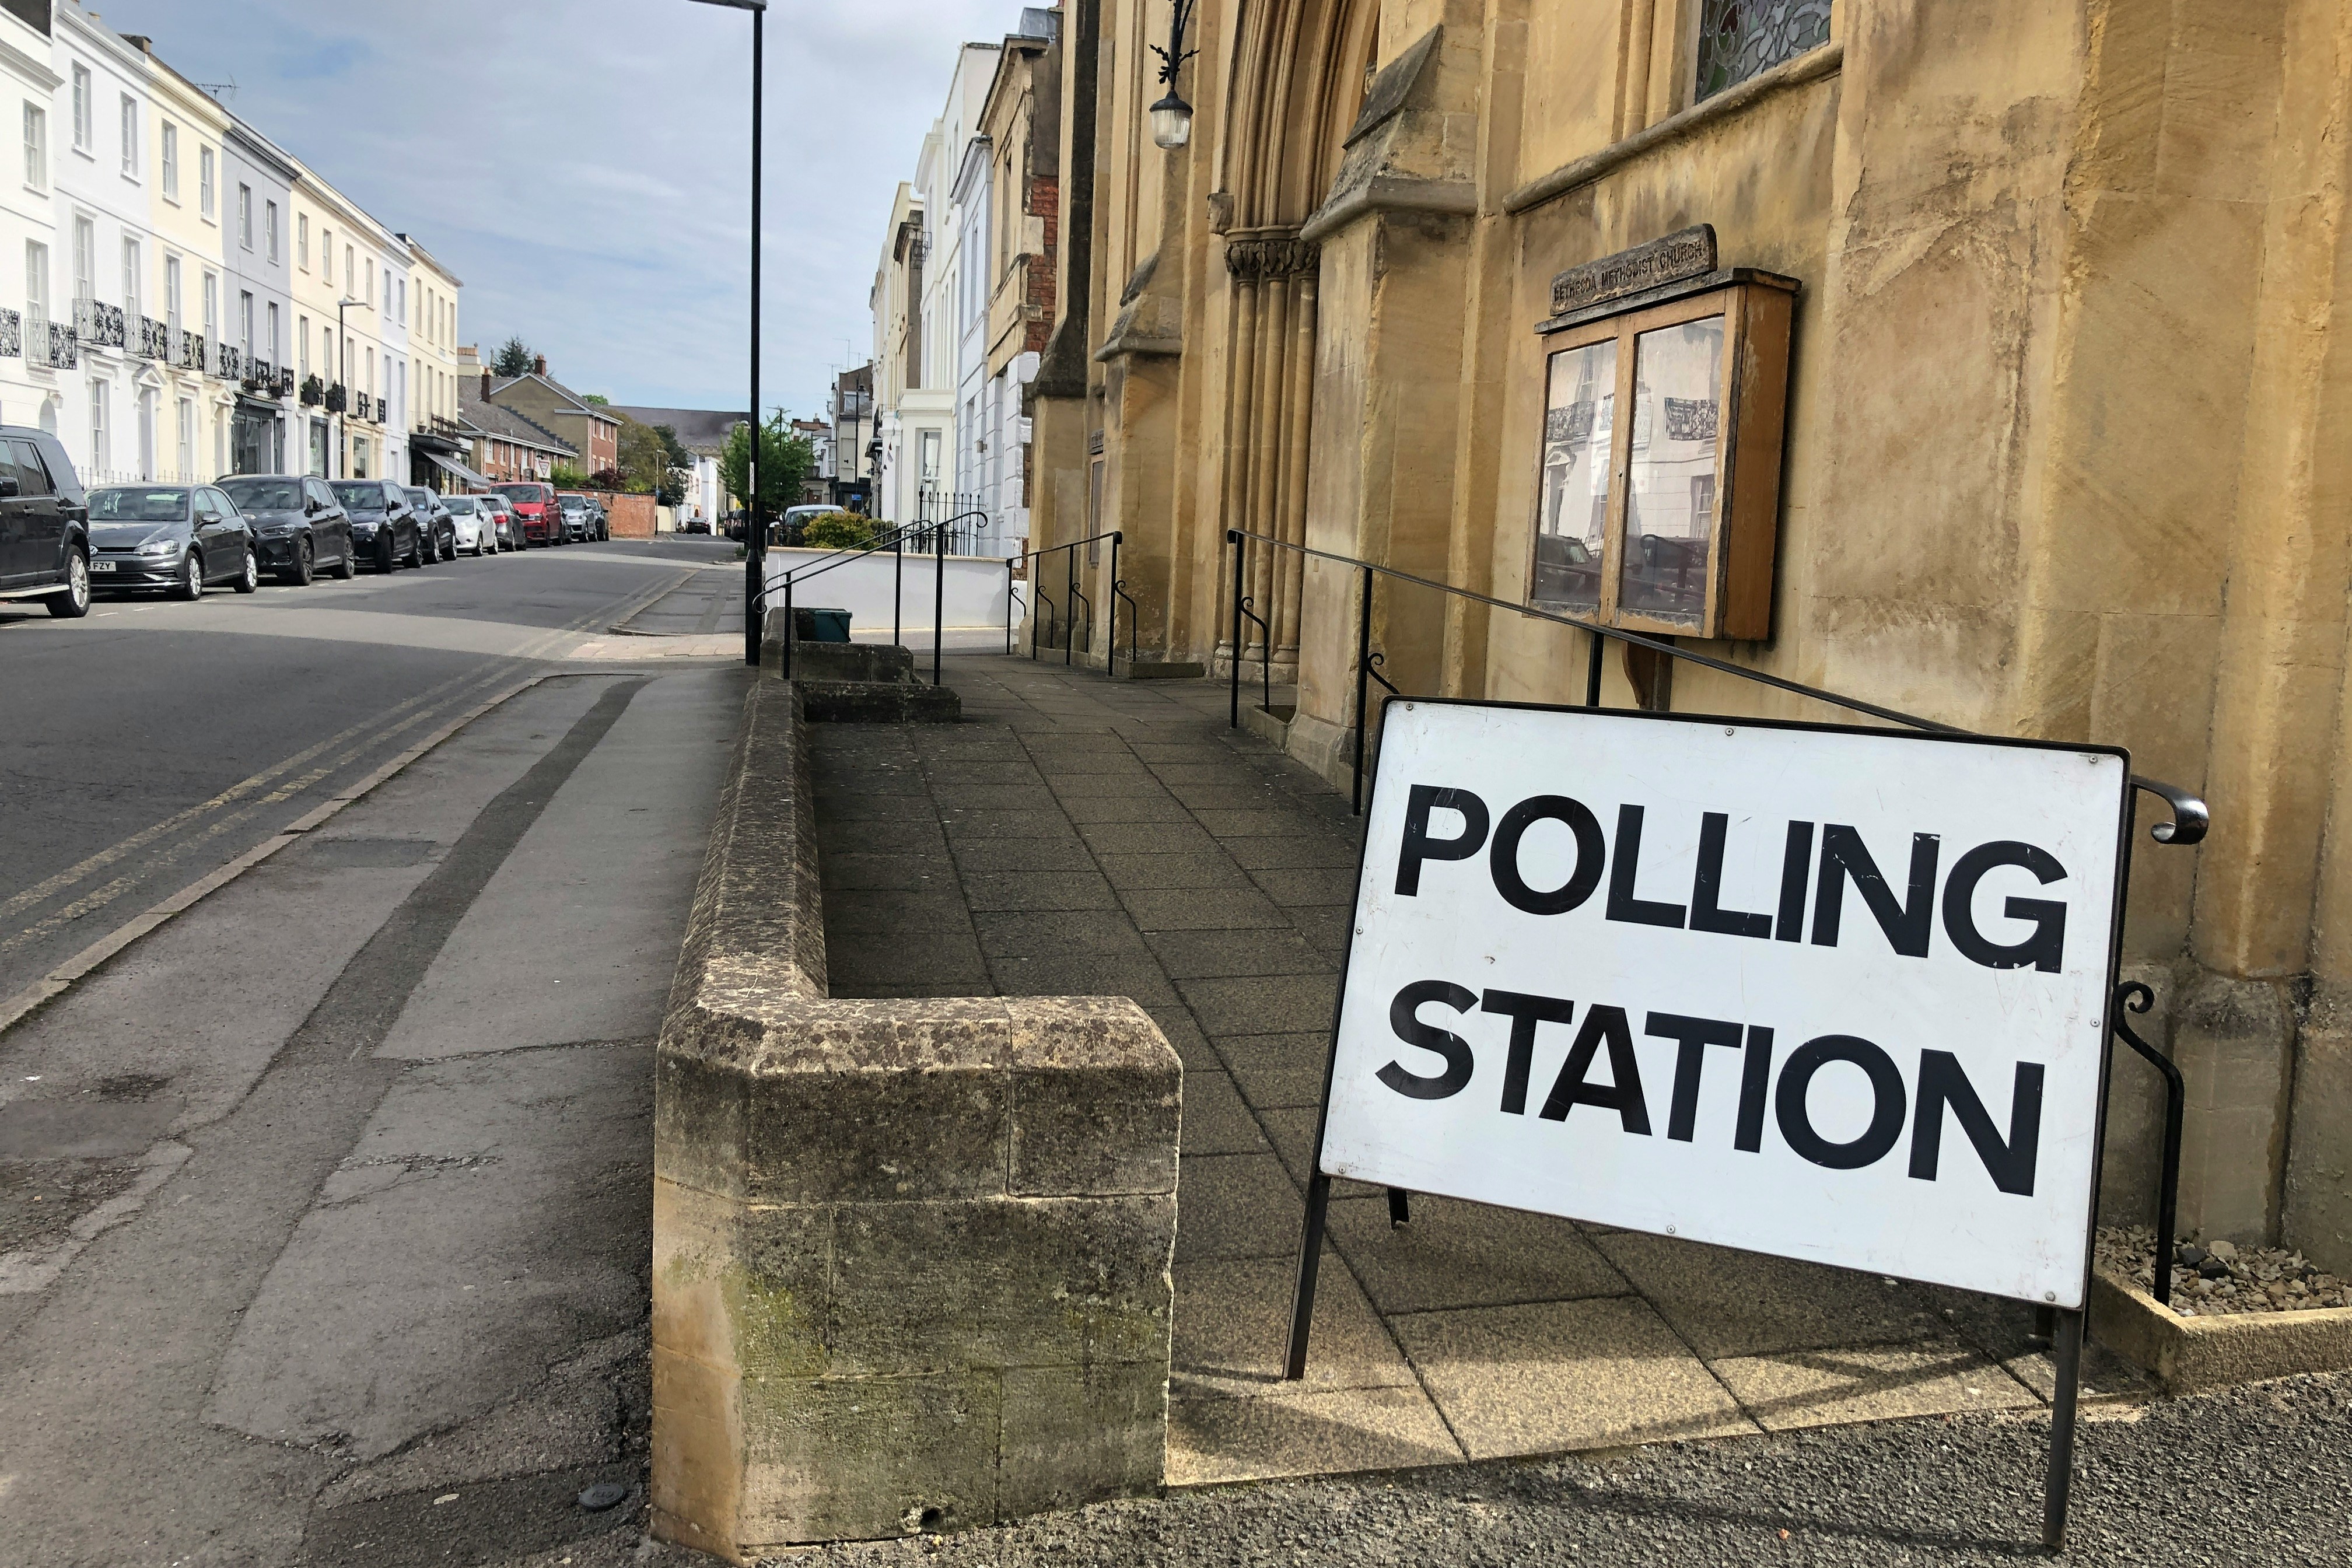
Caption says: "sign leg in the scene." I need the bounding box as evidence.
[1387,1186,1410,1227]
[2043,1306,2084,1552]
[1282,1171,1334,1380]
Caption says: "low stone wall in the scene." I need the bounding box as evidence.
[651,680,1179,1558]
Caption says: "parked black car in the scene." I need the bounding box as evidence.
[331,478,422,572]
[405,487,456,562]
[216,475,355,584]
[86,484,260,599]
[0,425,91,618]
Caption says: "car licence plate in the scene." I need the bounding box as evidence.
[90,559,117,572]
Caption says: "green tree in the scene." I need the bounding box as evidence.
[548,463,590,489]
[581,392,611,405]
[616,416,667,494]
[493,337,537,377]
[718,411,815,523]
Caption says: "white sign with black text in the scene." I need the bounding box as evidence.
[1318,701,2131,1309]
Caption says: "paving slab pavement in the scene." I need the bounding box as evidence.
[810,656,2159,1494]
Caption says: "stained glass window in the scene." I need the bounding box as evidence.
[1695,0,1832,100]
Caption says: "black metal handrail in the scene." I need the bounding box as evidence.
[1012,530,1126,673]
[2110,981,2185,1308]
[1234,593,1272,716]
[1223,525,2211,845]
[774,510,981,688]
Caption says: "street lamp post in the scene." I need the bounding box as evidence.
[335,297,362,478]
[1149,0,1200,150]
[687,0,768,667]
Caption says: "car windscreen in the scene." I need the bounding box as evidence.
[219,479,302,510]
[494,484,544,503]
[90,487,190,522]
[445,497,477,513]
[331,482,387,510]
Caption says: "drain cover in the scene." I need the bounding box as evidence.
[578,1482,630,1512]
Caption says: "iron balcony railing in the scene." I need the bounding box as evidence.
[216,342,240,380]
[136,315,168,359]
[176,329,208,374]
[0,308,18,359]
[323,382,346,414]
[50,320,76,369]
[74,299,125,350]
[354,390,373,422]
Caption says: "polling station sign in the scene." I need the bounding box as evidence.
[1317,700,2132,1310]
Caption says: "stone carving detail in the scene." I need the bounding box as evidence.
[1225,236,1321,282]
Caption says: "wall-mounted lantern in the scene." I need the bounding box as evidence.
[1528,225,1796,641]
[1149,0,1200,150]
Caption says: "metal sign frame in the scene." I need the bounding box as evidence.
[1283,693,2143,1553]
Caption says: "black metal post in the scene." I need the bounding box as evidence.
[894,526,902,648]
[1107,531,1121,676]
[1586,628,1604,708]
[2044,1308,2084,1550]
[743,4,764,667]
[1005,558,1015,656]
[1065,546,1077,667]
[780,571,792,681]
[933,514,946,687]
[1227,529,1244,727]
[1352,564,1372,815]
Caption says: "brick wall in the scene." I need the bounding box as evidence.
[589,490,659,538]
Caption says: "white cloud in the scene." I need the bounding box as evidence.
[91,0,1038,412]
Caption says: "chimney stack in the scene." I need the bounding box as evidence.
[533,355,547,377]
[481,370,493,401]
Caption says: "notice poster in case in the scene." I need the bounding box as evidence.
[1306,699,2132,1310]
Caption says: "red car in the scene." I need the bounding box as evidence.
[495,481,563,545]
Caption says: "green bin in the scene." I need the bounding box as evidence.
[794,607,853,643]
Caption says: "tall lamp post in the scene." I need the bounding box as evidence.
[688,0,768,666]
[334,297,362,478]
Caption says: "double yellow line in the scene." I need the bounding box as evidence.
[0,567,696,1033]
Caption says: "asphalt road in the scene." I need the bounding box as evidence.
[0,534,747,1009]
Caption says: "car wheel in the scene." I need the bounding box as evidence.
[285,537,315,586]
[328,538,354,580]
[402,530,423,569]
[377,536,397,573]
[173,550,205,601]
[44,549,90,618]
[235,548,260,593]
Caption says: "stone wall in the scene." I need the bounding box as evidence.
[650,680,1180,1557]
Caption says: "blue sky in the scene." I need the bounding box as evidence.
[88,0,1034,416]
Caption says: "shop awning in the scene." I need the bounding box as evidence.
[424,449,494,488]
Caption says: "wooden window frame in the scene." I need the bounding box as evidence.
[1531,269,1795,640]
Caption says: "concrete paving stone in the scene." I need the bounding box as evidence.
[1144,1006,1222,1072]
[1913,1283,2158,1405]
[986,954,1181,1007]
[1093,853,1257,892]
[1223,835,1366,870]
[1592,1231,1949,1360]
[1173,1254,1418,1399]
[958,870,1121,913]
[1167,1383,1461,1488]
[1181,1068,1272,1157]
[1046,774,1175,798]
[1077,820,1224,856]
[1288,905,1358,953]
[813,769,932,797]
[813,790,937,821]
[1174,1152,1306,1262]
[1249,867,1364,907]
[921,763,1049,787]
[818,852,954,892]
[940,809,1086,839]
[935,784,1065,812]
[1325,1194,1633,1314]
[1014,751,1150,775]
[949,836,1100,874]
[819,889,977,936]
[2002,1339,2164,1406]
[1062,795,1196,824]
[826,939,992,995]
[1178,974,1340,1037]
[1192,809,1331,838]
[1707,1335,2040,1432]
[1220,1032,1335,1110]
[1390,1297,1759,1460]
[1145,762,1265,786]
[1144,927,1329,980]
[1120,887,1293,931]
[971,909,1154,958]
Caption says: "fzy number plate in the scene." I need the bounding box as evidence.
[90,559,117,572]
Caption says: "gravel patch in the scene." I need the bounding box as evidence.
[2096,1226,2351,1316]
